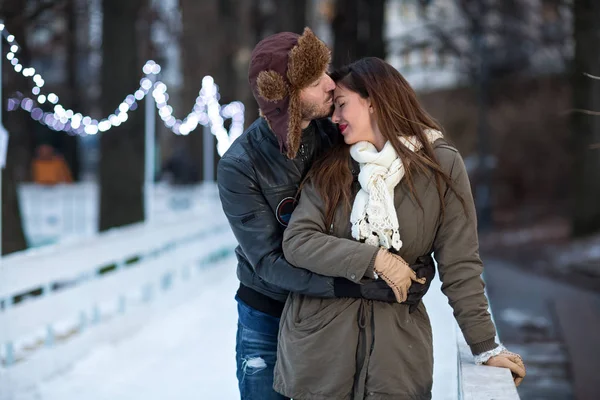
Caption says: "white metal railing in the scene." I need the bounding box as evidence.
[17,182,219,247]
[18,182,99,247]
[456,326,520,399]
[422,271,519,400]
[0,203,236,397]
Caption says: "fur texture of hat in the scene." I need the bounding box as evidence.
[249,27,331,158]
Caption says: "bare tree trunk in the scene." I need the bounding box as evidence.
[571,0,600,236]
[178,0,238,181]
[1,0,33,254]
[62,0,81,181]
[274,0,307,34]
[0,0,35,182]
[98,0,145,231]
[332,0,386,68]
[239,0,261,128]
[179,0,215,182]
[0,95,28,254]
[0,123,27,254]
[364,0,385,60]
[332,0,360,68]
[214,0,237,174]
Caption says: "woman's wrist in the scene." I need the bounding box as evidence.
[473,343,506,365]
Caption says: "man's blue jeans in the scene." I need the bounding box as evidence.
[235,296,289,400]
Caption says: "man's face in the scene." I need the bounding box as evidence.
[299,72,336,120]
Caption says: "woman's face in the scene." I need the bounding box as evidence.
[331,85,383,149]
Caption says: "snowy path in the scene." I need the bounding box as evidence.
[26,262,240,400]
[21,257,457,400]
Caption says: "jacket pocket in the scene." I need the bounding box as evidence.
[409,302,433,341]
[292,295,342,332]
[411,302,430,322]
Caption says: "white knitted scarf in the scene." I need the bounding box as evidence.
[349,129,444,251]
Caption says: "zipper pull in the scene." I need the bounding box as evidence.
[299,144,307,162]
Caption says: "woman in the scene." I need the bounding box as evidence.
[273,58,526,400]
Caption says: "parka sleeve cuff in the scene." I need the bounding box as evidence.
[363,249,379,279]
[470,338,500,358]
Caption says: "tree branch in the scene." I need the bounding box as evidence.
[1,0,67,29]
[584,72,600,80]
[562,108,600,116]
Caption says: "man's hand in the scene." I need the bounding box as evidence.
[406,254,436,313]
[334,278,395,302]
[485,350,526,387]
[374,249,426,303]
[333,254,435,303]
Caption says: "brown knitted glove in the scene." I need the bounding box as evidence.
[485,349,526,387]
[374,249,426,303]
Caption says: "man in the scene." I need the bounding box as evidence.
[217,28,434,399]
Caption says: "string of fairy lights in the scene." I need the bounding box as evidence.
[0,22,245,156]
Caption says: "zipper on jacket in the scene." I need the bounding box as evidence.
[299,144,308,163]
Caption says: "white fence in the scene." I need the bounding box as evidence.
[17,183,219,247]
[0,204,237,398]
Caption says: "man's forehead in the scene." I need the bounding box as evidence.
[308,72,325,86]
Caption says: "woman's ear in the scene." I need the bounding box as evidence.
[367,97,374,113]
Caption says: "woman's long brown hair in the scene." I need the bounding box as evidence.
[306,57,465,230]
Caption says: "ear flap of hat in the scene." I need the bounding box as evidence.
[286,91,302,159]
[287,27,331,89]
[256,70,289,102]
[283,27,331,159]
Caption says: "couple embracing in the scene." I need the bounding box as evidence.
[217,27,525,400]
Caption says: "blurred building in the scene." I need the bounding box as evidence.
[386,0,462,91]
[385,0,573,92]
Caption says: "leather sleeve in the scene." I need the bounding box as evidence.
[217,155,336,297]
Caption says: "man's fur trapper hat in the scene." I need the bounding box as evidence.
[249,27,331,158]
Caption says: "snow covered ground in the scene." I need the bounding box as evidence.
[13,257,458,400]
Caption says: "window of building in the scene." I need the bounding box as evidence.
[402,49,411,70]
[542,2,559,23]
[422,46,432,67]
[400,0,417,20]
[400,0,409,18]
[438,50,447,67]
[418,0,432,19]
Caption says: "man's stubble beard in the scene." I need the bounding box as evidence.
[300,98,334,121]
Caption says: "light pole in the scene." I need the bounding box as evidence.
[144,74,156,222]
[203,124,214,182]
